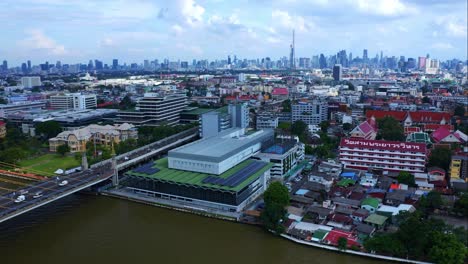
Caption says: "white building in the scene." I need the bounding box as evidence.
[50,93,97,110]
[292,100,328,125]
[21,76,41,88]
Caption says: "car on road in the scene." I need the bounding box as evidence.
[33,192,43,198]
[14,195,26,203]
[58,180,68,186]
[19,190,28,195]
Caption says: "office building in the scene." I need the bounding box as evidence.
[21,76,41,88]
[418,57,426,70]
[50,93,97,110]
[228,103,249,129]
[292,99,328,125]
[200,110,231,138]
[117,92,187,126]
[363,49,368,62]
[333,64,342,81]
[425,59,439,74]
[256,114,279,130]
[112,59,118,69]
[339,138,428,173]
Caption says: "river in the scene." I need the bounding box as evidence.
[0,191,390,264]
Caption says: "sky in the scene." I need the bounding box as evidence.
[0,0,467,66]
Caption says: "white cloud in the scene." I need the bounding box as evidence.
[179,0,205,25]
[20,29,67,55]
[354,0,418,16]
[446,22,467,37]
[431,42,454,50]
[171,24,184,35]
[271,10,314,32]
[99,37,114,47]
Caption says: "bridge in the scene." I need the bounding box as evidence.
[0,127,198,224]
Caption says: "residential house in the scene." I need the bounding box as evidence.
[361,197,380,213]
[351,208,370,223]
[331,197,361,209]
[305,206,332,223]
[355,223,376,241]
[428,167,446,182]
[364,214,388,229]
[349,120,377,140]
[308,172,334,191]
[359,173,378,188]
[326,213,354,231]
[384,190,407,206]
[432,127,467,144]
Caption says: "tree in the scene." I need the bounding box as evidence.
[278,122,291,132]
[454,105,465,117]
[364,234,404,257]
[338,237,348,251]
[281,99,291,112]
[57,144,70,156]
[397,171,416,187]
[453,192,468,217]
[376,117,404,141]
[261,182,289,234]
[429,233,467,264]
[291,120,307,136]
[119,94,135,110]
[0,147,27,164]
[428,148,452,171]
[320,121,330,133]
[35,121,62,140]
[342,123,352,131]
[422,96,431,104]
[305,145,314,155]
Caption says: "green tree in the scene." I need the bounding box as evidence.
[454,105,465,117]
[376,116,404,141]
[57,144,70,156]
[428,148,452,171]
[338,237,348,251]
[342,123,352,131]
[278,122,291,132]
[364,234,404,257]
[119,94,135,110]
[453,192,468,217]
[320,121,330,133]
[261,182,289,234]
[291,120,307,136]
[422,96,431,104]
[0,147,27,164]
[397,171,416,187]
[281,99,291,112]
[304,145,314,155]
[35,121,62,140]
[429,233,467,264]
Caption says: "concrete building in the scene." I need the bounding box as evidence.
[21,76,41,88]
[256,114,279,130]
[292,100,328,125]
[450,155,468,183]
[200,111,231,138]
[117,92,187,126]
[0,101,46,118]
[339,138,428,173]
[168,128,274,175]
[332,64,342,81]
[228,103,249,129]
[49,123,137,153]
[50,93,97,110]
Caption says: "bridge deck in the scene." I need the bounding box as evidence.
[0,128,198,224]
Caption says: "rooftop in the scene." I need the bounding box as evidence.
[169,128,274,163]
[365,214,388,225]
[126,157,273,192]
[361,197,380,208]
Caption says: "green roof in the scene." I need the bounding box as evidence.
[406,132,432,144]
[312,229,329,241]
[361,198,380,208]
[126,158,273,192]
[365,214,388,225]
[337,178,356,187]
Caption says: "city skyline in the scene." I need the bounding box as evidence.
[0,0,467,65]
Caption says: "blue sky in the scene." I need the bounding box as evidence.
[0,0,466,65]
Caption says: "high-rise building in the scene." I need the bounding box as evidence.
[425,59,439,74]
[292,99,328,125]
[21,63,27,73]
[319,54,327,69]
[229,103,249,129]
[333,64,342,81]
[2,60,7,71]
[227,55,231,65]
[27,60,31,72]
[50,93,97,110]
[289,30,295,69]
[363,49,368,63]
[56,61,62,70]
[112,59,118,69]
[418,57,426,70]
[21,76,41,88]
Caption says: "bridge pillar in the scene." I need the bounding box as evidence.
[81,152,89,170]
[111,143,119,187]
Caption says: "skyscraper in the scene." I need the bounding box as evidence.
[333,64,342,81]
[227,55,231,65]
[363,49,368,63]
[112,59,118,69]
[2,60,7,71]
[289,30,295,69]
[27,60,31,72]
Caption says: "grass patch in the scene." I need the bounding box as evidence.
[19,154,80,176]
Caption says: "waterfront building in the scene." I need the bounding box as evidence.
[50,93,97,110]
[124,127,274,213]
[117,92,187,126]
[20,76,41,88]
[49,123,137,152]
[339,138,428,173]
[292,99,328,125]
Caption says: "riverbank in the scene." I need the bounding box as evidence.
[100,188,433,264]
[279,234,432,264]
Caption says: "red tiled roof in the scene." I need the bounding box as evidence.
[327,213,353,224]
[272,88,288,95]
[366,110,407,121]
[408,111,451,123]
[404,127,420,135]
[431,127,451,143]
[423,124,453,132]
[323,230,360,247]
[340,138,427,153]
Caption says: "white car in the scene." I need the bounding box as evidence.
[19,190,29,195]
[14,195,26,203]
[58,180,68,186]
[33,192,43,198]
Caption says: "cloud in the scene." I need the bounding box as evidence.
[431,42,454,50]
[271,10,314,32]
[171,24,184,35]
[179,0,205,25]
[99,37,114,47]
[355,0,418,16]
[19,29,67,55]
